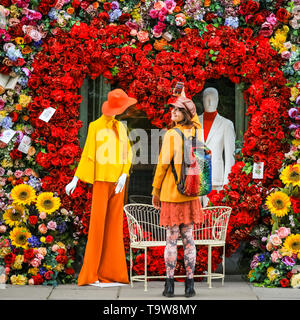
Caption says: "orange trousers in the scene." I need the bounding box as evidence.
[77,181,129,286]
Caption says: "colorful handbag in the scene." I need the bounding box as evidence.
[170,127,212,197]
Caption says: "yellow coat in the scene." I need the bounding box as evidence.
[152,115,202,203]
[75,114,132,184]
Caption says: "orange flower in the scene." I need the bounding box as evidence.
[184,28,192,34]
[22,46,32,55]
[204,0,211,6]
[233,0,241,5]
[174,6,181,13]
[23,115,29,122]
[154,39,168,51]
[67,7,74,14]
[15,104,22,111]
[92,2,99,9]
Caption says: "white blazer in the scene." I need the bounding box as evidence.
[199,113,236,186]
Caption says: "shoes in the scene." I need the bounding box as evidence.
[185,278,196,298]
[162,278,174,297]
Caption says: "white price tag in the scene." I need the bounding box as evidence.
[0,129,16,144]
[252,162,264,179]
[18,135,31,154]
[39,107,56,123]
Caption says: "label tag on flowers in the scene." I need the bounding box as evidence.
[39,107,56,123]
[252,162,264,179]
[0,128,16,144]
[18,135,31,154]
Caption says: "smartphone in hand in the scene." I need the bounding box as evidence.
[173,81,184,96]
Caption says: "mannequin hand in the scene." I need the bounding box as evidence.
[180,86,186,98]
[65,176,79,196]
[115,173,127,194]
[152,195,161,210]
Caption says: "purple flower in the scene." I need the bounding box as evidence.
[288,107,298,119]
[296,96,300,105]
[111,1,119,10]
[289,123,300,129]
[282,256,295,266]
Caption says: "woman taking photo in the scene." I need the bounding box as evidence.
[152,91,204,298]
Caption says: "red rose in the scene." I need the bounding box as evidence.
[276,8,290,23]
[246,0,260,14]
[291,197,300,214]
[57,248,66,255]
[45,235,53,243]
[72,0,81,8]
[32,274,44,285]
[280,278,289,288]
[10,112,18,122]
[119,13,131,23]
[9,148,23,160]
[56,255,68,264]
[29,216,38,225]
[103,2,112,11]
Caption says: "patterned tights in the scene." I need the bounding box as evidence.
[164,223,196,279]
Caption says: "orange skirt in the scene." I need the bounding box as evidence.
[160,198,204,227]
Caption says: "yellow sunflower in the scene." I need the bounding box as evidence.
[36,192,61,215]
[283,234,300,254]
[11,184,36,206]
[9,227,31,249]
[265,191,291,217]
[280,164,300,187]
[3,204,25,227]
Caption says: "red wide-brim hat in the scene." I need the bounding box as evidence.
[102,89,137,116]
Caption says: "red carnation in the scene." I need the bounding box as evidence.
[45,235,53,243]
[24,249,35,261]
[280,278,289,288]
[29,216,38,225]
[4,253,16,266]
[65,268,75,275]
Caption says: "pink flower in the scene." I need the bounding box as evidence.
[14,170,23,179]
[0,225,6,233]
[271,250,281,263]
[281,51,291,59]
[165,0,176,13]
[36,253,44,261]
[269,234,282,246]
[51,244,59,252]
[24,168,33,176]
[137,30,149,43]
[259,22,274,37]
[266,13,278,26]
[149,9,159,19]
[28,279,34,285]
[295,128,300,139]
[277,227,291,239]
[293,61,300,71]
[30,258,41,268]
[47,220,57,231]
[130,29,137,37]
[39,212,47,220]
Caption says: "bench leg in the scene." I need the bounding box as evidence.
[130,246,133,288]
[222,245,225,286]
[207,245,212,289]
[144,247,148,292]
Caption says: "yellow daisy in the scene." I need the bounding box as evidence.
[9,227,31,249]
[280,164,300,187]
[3,204,25,227]
[283,234,300,255]
[265,191,291,217]
[11,184,36,206]
[36,192,61,215]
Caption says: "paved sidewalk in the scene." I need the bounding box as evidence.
[0,275,299,300]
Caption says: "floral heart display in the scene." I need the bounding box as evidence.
[0,0,299,287]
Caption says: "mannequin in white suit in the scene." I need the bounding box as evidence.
[199,87,236,206]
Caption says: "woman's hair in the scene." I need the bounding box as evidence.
[168,106,194,129]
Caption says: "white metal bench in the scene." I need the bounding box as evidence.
[124,204,232,291]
